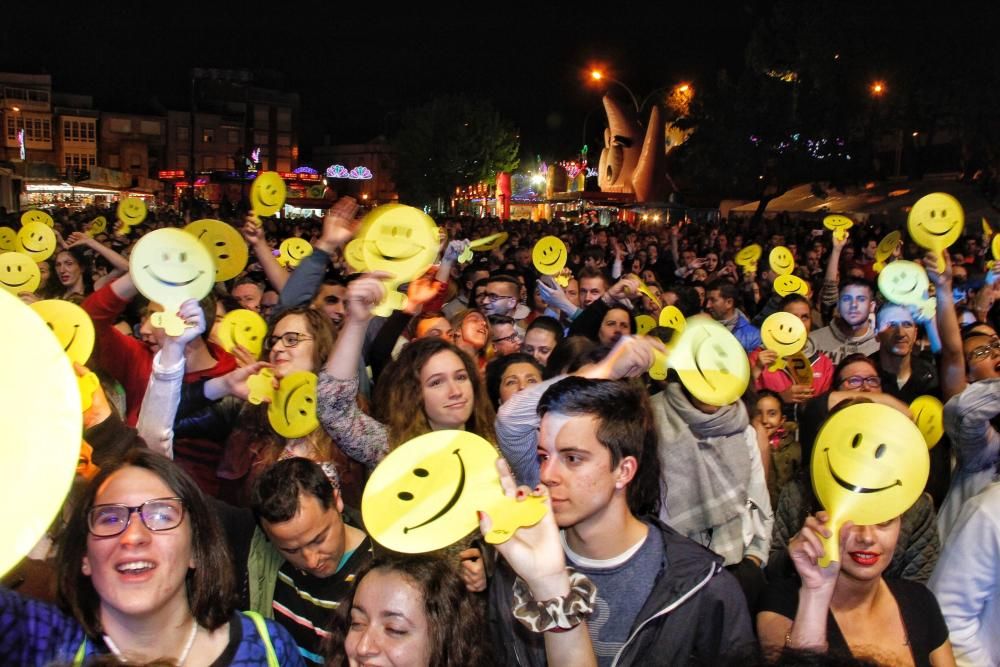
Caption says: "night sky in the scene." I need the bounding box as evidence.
[1,2,751,161]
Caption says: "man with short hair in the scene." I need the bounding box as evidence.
[218,458,374,665]
[809,277,880,364]
[482,274,522,318]
[232,280,264,312]
[489,377,754,666]
[577,266,610,308]
[311,279,347,330]
[260,289,279,319]
[489,314,522,356]
[443,264,490,318]
[704,280,761,353]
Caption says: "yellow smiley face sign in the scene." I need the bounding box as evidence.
[217,309,267,359]
[761,312,807,358]
[769,246,795,276]
[910,395,944,449]
[344,239,368,272]
[908,192,964,271]
[0,228,15,252]
[667,315,750,406]
[360,205,440,315]
[635,314,656,336]
[87,216,107,237]
[30,300,95,365]
[735,244,762,272]
[992,233,1000,262]
[362,430,548,553]
[877,260,929,307]
[129,228,215,313]
[811,402,929,565]
[21,210,53,228]
[0,289,81,578]
[117,197,148,228]
[773,274,810,297]
[823,214,854,242]
[0,252,40,294]
[532,236,568,275]
[873,230,901,273]
[15,222,56,263]
[268,371,319,439]
[184,219,249,282]
[658,305,686,333]
[251,171,287,217]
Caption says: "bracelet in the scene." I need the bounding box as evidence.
[511,568,597,634]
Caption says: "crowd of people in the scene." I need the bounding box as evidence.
[1,192,999,667]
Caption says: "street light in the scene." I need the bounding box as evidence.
[871,80,886,96]
[588,68,640,112]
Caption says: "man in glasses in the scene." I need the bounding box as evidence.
[489,314,522,357]
[480,274,522,318]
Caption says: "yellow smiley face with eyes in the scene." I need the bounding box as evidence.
[760,312,807,357]
[0,252,40,294]
[344,239,368,272]
[635,314,656,336]
[21,210,53,228]
[908,192,964,255]
[667,315,750,406]
[823,214,854,232]
[184,219,249,282]
[735,244,762,269]
[217,309,267,359]
[532,236,568,275]
[773,274,810,297]
[769,246,795,276]
[910,395,944,449]
[88,216,107,237]
[129,228,215,308]
[873,230,902,272]
[117,197,147,228]
[267,371,319,439]
[360,205,440,314]
[278,238,314,269]
[658,305,686,333]
[811,403,929,564]
[0,228,14,252]
[251,171,287,217]
[15,222,56,263]
[362,430,547,553]
[30,300,95,365]
[877,260,929,307]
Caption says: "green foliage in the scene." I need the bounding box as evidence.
[394,95,520,206]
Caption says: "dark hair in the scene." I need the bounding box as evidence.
[325,554,494,667]
[537,377,661,516]
[705,280,740,304]
[485,352,544,408]
[56,449,235,638]
[270,305,337,370]
[838,276,875,297]
[543,335,599,379]
[485,273,520,290]
[577,265,610,287]
[779,293,811,310]
[664,284,702,317]
[833,353,878,385]
[408,310,449,340]
[525,315,564,345]
[251,457,337,524]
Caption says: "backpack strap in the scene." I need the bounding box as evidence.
[243,610,279,667]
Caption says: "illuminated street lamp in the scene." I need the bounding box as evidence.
[871,80,886,96]
[588,68,640,112]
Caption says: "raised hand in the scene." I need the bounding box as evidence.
[344,271,392,324]
[788,512,847,593]
[316,196,361,254]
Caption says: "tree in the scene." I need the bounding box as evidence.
[393,95,520,206]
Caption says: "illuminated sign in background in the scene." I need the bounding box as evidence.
[325,164,373,180]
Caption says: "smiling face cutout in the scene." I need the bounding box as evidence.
[769,246,795,276]
[735,244,762,270]
[184,219,249,282]
[251,172,287,217]
[658,305,686,333]
[21,210,53,228]
[532,236,568,275]
[667,315,750,406]
[217,309,267,359]
[0,252,40,294]
[30,300,95,365]
[362,430,547,553]
[359,205,440,315]
[128,228,215,308]
[761,312,807,357]
[910,395,944,449]
[908,192,964,262]
[117,197,147,228]
[874,230,901,272]
[278,238,313,269]
[773,274,809,297]
[823,214,854,241]
[267,370,319,438]
[15,222,56,263]
[87,216,107,237]
[811,402,929,564]
[0,228,14,252]
[878,260,929,307]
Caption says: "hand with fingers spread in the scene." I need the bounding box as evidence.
[315,196,361,254]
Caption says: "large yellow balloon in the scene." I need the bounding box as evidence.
[362,430,547,553]
[667,315,750,406]
[184,219,249,283]
[0,290,81,577]
[811,403,929,565]
[251,172,287,217]
[908,192,964,271]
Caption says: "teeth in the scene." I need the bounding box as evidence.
[117,561,155,573]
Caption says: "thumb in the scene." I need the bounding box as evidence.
[478,510,493,537]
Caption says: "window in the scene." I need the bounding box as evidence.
[177,126,189,141]
[87,123,95,141]
[130,153,142,170]
[64,123,71,141]
[254,104,269,126]
[177,154,189,168]
[202,128,215,143]
[27,90,49,104]
[109,118,131,133]
[88,155,96,166]
[43,119,50,141]
[71,122,79,140]
[277,108,292,131]
[139,120,160,136]
[253,130,268,145]
[6,117,15,141]
[276,133,291,147]
[227,129,239,144]
[203,155,214,169]
[4,87,26,100]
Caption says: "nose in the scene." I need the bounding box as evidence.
[446,379,462,398]
[120,509,152,545]
[303,548,324,572]
[852,524,876,547]
[354,627,379,657]
[539,458,561,488]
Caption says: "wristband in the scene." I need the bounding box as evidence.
[511,568,597,633]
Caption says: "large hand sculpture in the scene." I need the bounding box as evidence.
[597,95,668,203]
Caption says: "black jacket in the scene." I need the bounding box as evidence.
[487,518,755,666]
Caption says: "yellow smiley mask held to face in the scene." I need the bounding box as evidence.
[811,403,929,566]
[184,219,249,282]
[359,204,440,316]
[0,252,41,295]
[877,260,935,320]
[362,430,547,553]
[769,246,795,276]
[217,309,268,359]
[665,315,750,406]
[908,192,964,272]
[251,171,287,217]
[0,289,81,578]
[30,299,99,412]
[278,238,313,269]
[760,311,807,371]
[129,228,216,335]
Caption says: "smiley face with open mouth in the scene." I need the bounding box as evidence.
[810,403,928,564]
[362,430,547,553]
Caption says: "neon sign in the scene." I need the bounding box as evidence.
[17,129,25,160]
[325,164,373,180]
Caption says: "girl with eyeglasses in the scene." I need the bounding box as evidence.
[0,449,304,666]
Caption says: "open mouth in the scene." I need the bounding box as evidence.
[826,449,900,493]
[143,266,203,287]
[404,449,466,533]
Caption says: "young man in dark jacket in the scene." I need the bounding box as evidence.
[488,377,755,666]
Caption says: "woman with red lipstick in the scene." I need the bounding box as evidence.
[757,512,956,666]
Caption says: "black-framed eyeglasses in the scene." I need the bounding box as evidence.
[968,338,1000,362]
[493,332,521,345]
[265,332,314,349]
[87,497,185,537]
[484,292,515,303]
[840,375,882,390]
